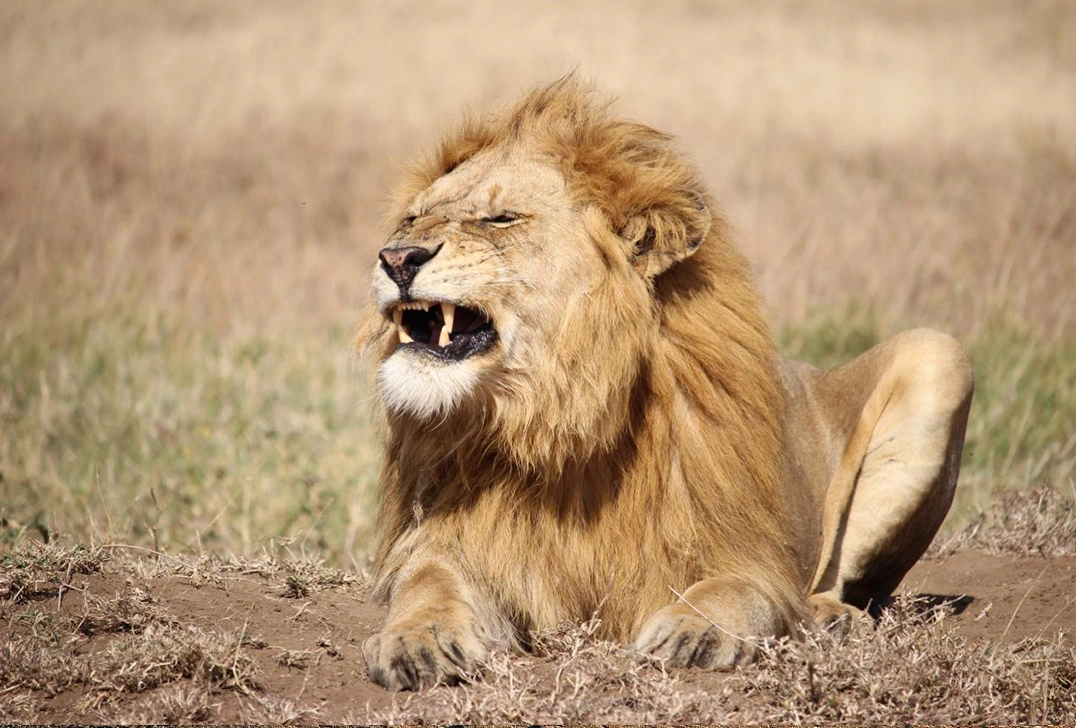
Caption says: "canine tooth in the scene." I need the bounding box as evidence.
[442,302,456,333]
[438,324,450,347]
[393,308,403,326]
[398,327,413,344]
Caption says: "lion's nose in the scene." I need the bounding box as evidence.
[378,245,438,289]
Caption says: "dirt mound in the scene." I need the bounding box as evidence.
[1,550,1073,724]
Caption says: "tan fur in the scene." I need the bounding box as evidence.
[358,78,974,690]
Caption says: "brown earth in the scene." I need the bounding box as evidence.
[3,551,1074,724]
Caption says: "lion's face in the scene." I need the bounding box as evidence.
[372,146,638,424]
[367,84,715,466]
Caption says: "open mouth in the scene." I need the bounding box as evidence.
[390,300,498,360]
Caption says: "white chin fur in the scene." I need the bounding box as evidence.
[378,350,480,420]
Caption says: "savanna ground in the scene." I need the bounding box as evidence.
[1,0,1075,723]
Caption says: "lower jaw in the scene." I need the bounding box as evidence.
[396,329,498,361]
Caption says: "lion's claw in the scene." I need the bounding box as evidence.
[363,623,487,691]
[634,608,757,669]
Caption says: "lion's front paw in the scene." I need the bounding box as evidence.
[634,605,758,669]
[363,621,488,691]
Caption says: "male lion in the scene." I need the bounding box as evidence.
[359,78,973,691]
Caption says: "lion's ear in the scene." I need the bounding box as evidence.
[621,194,711,279]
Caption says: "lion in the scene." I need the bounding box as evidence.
[358,78,974,691]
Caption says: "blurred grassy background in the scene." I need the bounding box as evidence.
[1,1,1074,565]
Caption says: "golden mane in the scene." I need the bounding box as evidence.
[368,78,803,641]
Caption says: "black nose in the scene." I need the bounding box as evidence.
[378,245,437,289]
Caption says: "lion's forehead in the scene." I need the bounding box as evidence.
[414,152,566,218]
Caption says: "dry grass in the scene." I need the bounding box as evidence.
[738,599,1075,723]
[0,549,364,722]
[364,596,1075,724]
[0,608,260,712]
[0,546,1072,723]
[273,648,315,670]
[366,617,703,724]
[931,485,1076,558]
[109,684,214,725]
[74,584,173,637]
[91,623,259,697]
[0,542,106,603]
[2,0,1073,332]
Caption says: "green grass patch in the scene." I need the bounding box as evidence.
[0,300,380,565]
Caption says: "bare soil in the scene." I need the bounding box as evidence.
[4,550,1073,724]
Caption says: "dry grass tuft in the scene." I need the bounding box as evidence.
[276,557,357,596]
[0,689,37,722]
[108,684,214,725]
[109,542,363,592]
[931,485,1076,558]
[241,693,323,725]
[0,634,83,696]
[735,597,1076,724]
[0,542,106,603]
[75,584,174,636]
[84,623,259,704]
[280,574,311,600]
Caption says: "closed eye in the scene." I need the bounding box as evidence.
[481,212,521,227]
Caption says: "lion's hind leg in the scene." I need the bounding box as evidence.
[807,329,974,621]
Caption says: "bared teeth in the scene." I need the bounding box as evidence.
[437,302,455,348]
[398,300,433,311]
[389,300,461,348]
[393,306,411,343]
